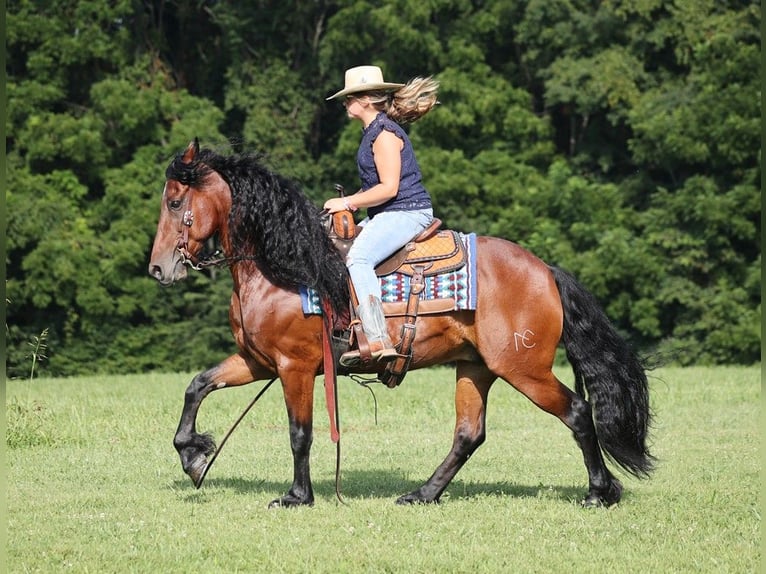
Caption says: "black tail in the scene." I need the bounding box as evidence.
[550,266,655,478]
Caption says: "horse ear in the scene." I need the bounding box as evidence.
[181,138,200,163]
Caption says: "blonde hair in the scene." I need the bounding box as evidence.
[366,76,440,124]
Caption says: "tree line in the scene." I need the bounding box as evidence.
[6,0,760,377]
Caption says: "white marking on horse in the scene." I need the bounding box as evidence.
[514,329,536,351]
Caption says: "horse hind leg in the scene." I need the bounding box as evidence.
[397,362,495,504]
[506,371,622,507]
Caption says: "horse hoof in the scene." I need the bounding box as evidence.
[581,494,608,508]
[395,492,438,505]
[581,479,623,508]
[268,494,314,509]
[186,456,208,488]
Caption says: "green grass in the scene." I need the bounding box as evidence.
[7,366,761,573]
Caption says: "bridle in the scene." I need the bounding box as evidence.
[175,208,228,270]
[175,209,205,269]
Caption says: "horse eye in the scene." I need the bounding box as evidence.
[168,199,182,210]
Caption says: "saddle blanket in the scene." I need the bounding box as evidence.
[300,232,477,314]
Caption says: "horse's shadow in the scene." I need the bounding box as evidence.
[171,468,585,504]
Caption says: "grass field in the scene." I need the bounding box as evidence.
[7,365,761,573]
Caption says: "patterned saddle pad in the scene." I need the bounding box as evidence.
[300,232,477,314]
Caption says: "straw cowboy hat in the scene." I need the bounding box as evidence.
[326,65,405,100]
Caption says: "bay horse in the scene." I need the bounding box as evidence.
[149,140,654,508]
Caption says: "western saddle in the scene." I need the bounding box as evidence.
[324,201,467,387]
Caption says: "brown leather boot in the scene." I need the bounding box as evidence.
[340,296,397,367]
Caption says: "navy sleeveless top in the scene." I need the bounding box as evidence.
[357,112,432,218]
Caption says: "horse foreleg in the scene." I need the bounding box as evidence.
[173,353,264,487]
[268,370,316,508]
[397,362,494,504]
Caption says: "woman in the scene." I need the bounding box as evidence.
[324,65,439,367]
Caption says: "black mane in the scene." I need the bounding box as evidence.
[167,148,349,313]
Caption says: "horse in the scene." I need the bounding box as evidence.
[149,139,654,508]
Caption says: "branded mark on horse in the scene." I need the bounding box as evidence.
[149,140,654,508]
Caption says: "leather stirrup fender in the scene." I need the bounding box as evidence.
[381,263,428,387]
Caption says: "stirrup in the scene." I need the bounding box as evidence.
[339,346,398,368]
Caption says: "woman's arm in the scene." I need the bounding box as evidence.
[324,130,403,213]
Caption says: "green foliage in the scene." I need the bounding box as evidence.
[7,3,229,377]
[225,59,321,183]
[27,328,49,381]
[5,0,760,374]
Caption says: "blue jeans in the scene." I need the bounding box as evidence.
[347,208,433,303]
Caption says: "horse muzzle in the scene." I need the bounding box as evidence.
[148,253,188,285]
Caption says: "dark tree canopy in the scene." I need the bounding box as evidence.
[6,0,760,376]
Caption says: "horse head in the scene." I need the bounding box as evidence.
[148,139,232,285]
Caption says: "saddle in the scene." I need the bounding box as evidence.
[324,204,468,388]
[327,211,467,278]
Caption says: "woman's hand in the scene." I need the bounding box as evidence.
[323,197,355,214]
